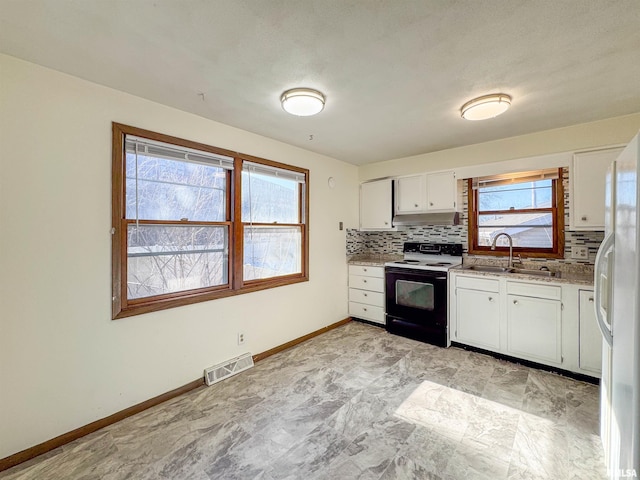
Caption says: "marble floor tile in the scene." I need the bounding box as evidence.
[267,423,350,480]
[335,415,416,473]
[0,321,606,480]
[399,424,459,475]
[481,362,529,410]
[521,369,569,423]
[379,455,444,480]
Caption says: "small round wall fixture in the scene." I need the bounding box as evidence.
[460,93,512,121]
[281,88,325,116]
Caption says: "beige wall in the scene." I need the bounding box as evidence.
[0,54,359,458]
[359,113,640,181]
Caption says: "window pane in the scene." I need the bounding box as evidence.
[478,180,552,211]
[395,281,434,310]
[127,224,228,299]
[126,153,227,221]
[243,226,301,281]
[242,171,299,223]
[478,212,553,248]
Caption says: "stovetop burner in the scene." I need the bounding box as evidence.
[384,242,463,272]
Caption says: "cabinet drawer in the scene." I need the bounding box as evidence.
[455,275,499,293]
[349,302,385,324]
[506,281,561,300]
[349,288,384,307]
[348,265,384,278]
[349,275,384,292]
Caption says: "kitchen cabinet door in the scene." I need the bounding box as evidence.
[426,171,456,211]
[395,174,427,214]
[455,287,500,351]
[570,147,623,230]
[578,289,602,374]
[360,179,393,230]
[507,294,562,364]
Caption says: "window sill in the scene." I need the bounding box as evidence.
[113,275,308,319]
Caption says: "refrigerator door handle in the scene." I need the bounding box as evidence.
[594,231,614,347]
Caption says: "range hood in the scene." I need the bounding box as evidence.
[392,212,460,227]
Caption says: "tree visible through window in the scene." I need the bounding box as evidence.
[467,169,564,258]
[112,124,309,319]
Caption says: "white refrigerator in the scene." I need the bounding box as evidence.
[594,132,640,479]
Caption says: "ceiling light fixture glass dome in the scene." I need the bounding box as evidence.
[461,93,512,121]
[281,88,325,116]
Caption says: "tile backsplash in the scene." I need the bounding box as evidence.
[348,168,603,265]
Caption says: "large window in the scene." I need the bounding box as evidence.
[467,169,564,258]
[112,123,309,318]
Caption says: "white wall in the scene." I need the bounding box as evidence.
[359,113,640,181]
[0,54,359,459]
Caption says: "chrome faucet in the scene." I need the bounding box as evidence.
[491,233,514,268]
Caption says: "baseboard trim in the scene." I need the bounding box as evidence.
[0,317,352,472]
[451,341,600,385]
[252,317,351,362]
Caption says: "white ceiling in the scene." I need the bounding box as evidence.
[1,1,639,165]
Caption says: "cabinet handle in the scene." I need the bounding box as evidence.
[513,300,518,305]
[414,203,419,207]
[588,297,594,302]
[384,222,389,225]
[363,307,368,311]
[581,215,587,221]
[363,268,367,272]
[488,297,493,302]
[363,279,367,283]
[363,293,368,297]
[429,202,434,206]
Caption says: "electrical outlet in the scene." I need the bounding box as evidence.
[237,332,245,345]
[571,246,589,259]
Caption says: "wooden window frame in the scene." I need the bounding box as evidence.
[467,169,565,258]
[112,123,309,319]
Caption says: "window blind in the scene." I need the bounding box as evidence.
[243,161,306,183]
[472,168,559,189]
[125,135,234,170]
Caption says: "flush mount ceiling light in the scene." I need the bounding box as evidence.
[460,93,512,121]
[281,88,325,116]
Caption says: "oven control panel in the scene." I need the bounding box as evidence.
[402,242,463,256]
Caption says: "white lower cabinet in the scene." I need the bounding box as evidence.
[349,265,385,325]
[455,279,500,350]
[506,294,562,365]
[450,272,598,377]
[578,289,602,374]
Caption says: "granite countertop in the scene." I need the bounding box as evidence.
[451,265,594,286]
[347,254,594,286]
[347,254,402,267]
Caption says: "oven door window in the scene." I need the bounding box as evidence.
[395,280,434,311]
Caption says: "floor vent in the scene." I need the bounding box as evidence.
[204,352,254,386]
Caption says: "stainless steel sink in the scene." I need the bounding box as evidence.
[463,265,559,277]
[465,265,514,273]
[511,268,558,277]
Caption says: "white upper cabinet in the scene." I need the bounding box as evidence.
[426,171,457,211]
[570,147,623,230]
[395,174,427,213]
[395,171,457,214]
[360,178,393,230]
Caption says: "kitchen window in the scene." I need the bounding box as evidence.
[112,123,309,319]
[467,168,564,258]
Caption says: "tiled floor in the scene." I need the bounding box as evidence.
[1,321,607,480]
